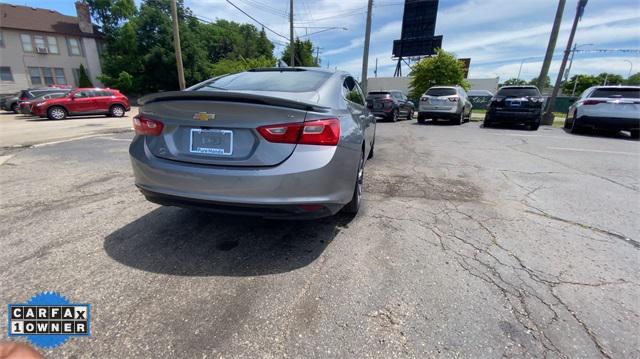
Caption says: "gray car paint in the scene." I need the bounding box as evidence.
[129,68,375,217]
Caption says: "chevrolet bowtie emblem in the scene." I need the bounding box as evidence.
[193,112,215,121]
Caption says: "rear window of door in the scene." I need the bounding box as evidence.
[343,76,364,105]
[590,88,640,99]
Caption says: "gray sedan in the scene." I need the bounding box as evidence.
[129,68,376,218]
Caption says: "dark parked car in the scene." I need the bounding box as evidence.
[2,88,68,114]
[366,90,414,122]
[484,86,544,130]
[31,88,130,120]
[19,91,70,114]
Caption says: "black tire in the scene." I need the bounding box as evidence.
[342,153,364,215]
[406,109,413,121]
[453,111,463,125]
[564,113,572,129]
[109,104,126,117]
[47,106,67,120]
[417,113,426,124]
[569,117,581,134]
[391,109,399,122]
[11,103,19,114]
[528,121,540,131]
[630,130,640,139]
[483,116,492,128]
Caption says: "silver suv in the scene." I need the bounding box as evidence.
[417,86,472,125]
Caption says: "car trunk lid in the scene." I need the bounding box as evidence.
[138,91,330,167]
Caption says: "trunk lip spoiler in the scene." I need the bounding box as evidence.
[139,90,330,112]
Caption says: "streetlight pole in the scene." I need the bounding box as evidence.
[543,0,588,125]
[565,43,593,81]
[517,58,526,81]
[623,60,633,77]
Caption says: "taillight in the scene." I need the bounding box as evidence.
[448,97,459,102]
[257,118,340,146]
[133,115,164,136]
[583,99,604,105]
[420,96,428,101]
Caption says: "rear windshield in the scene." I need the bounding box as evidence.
[426,88,456,96]
[193,70,332,93]
[367,92,390,97]
[591,88,640,99]
[497,87,540,97]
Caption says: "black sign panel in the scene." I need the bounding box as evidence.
[400,0,439,40]
[393,35,442,58]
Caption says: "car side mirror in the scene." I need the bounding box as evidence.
[407,101,414,106]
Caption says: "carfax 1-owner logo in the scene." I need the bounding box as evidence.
[7,292,91,349]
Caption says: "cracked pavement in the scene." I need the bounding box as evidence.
[1,120,638,358]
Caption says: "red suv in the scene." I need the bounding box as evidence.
[31,88,130,120]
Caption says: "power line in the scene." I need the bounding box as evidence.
[237,0,288,17]
[225,0,290,41]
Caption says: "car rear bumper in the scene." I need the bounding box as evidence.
[418,111,460,119]
[129,136,359,218]
[577,116,640,130]
[486,109,541,122]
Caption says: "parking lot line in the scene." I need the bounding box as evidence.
[547,147,640,156]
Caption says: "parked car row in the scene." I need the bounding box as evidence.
[1,86,131,120]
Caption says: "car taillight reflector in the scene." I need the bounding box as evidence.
[583,99,604,105]
[257,118,340,146]
[133,115,164,136]
[448,97,459,102]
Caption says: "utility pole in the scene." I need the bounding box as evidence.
[374,58,378,78]
[315,47,320,65]
[537,0,566,91]
[361,0,373,93]
[170,0,185,90]
[543,0,588,125]
[289,0,294,66]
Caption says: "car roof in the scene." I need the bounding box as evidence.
[588,85,640,90]
[429,86,459,89]
[499,86,538,89]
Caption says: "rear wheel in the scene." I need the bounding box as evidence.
[11,103,19,114]
[406,109,413,121]
[453,111,463,125]
[417,113,426,124]
[47,106,67,120]
[342,153,364,215]
[109,104,126,117]
[570,117,581,134]
[528,121,540,131]
[564,113,572,129]
[391,109,399,122]
[483,116,492,128]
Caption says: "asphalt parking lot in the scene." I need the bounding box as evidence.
[1,115,639,358]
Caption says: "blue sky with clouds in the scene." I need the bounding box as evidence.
[14,0,640,81]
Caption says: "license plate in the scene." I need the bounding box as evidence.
[190,128,233,156]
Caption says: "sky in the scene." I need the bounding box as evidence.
[11,0,640,81]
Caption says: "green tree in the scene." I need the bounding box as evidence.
[626,72,640,85]
[78,64,94,87]
[281,38,318,67]
[596,72,624,86]
[209,56,275,77]
[561,74,600,95]
[92,0,275,94]
[528,75,550,88]
[408,49,470,98]
[84,0,136,34]
[502,78,528,86]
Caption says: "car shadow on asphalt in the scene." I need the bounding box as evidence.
[25,115,113,122]
[104,206,353,277]
[413,120,463,126]
[561,128,638,141]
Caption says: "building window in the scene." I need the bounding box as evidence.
[72,68,81,86]
[0,67,14,82]
[29,67,41,85]
[67,38,82,56]
[28,67,67,86]
[0,32,4,47]
[34,35,46,51]
[47,36,59,54]
[21,34,33,52]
